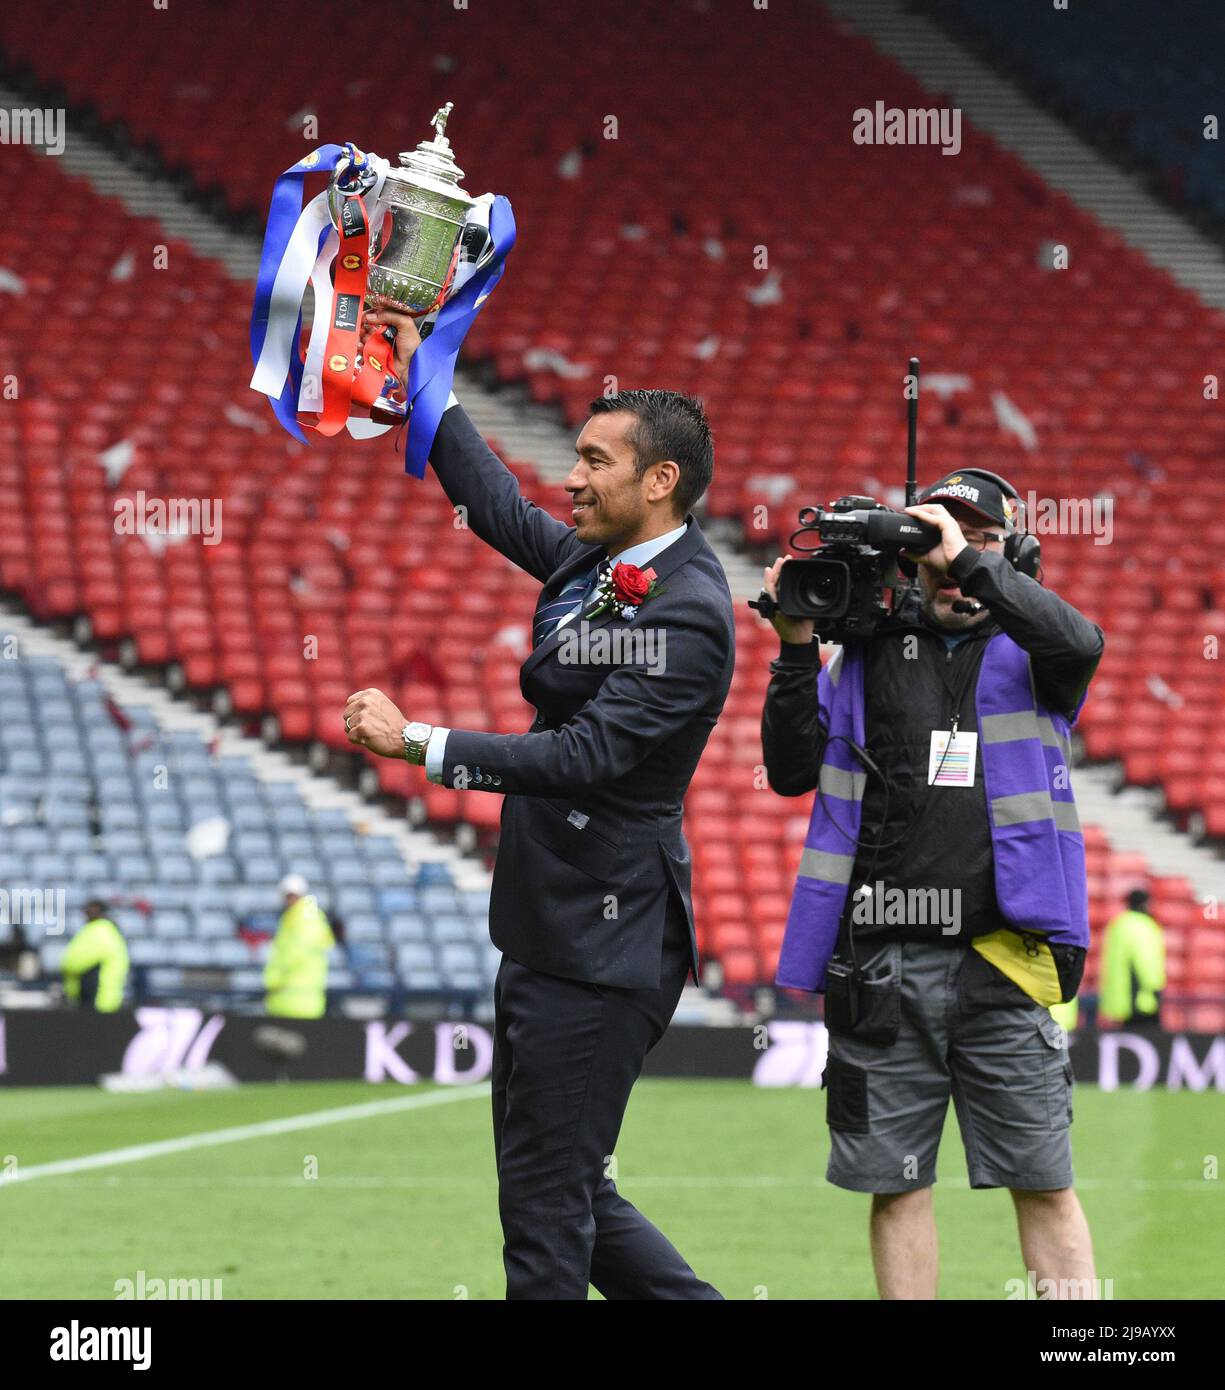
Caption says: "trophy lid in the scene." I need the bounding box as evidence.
[398,102,468,191]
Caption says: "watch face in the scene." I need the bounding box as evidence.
[405,722,432,743]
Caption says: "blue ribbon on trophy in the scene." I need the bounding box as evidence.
[248,105,515,475]
[403,194,516,477]
[249,141,346,444]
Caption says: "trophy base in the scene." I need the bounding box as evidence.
[369,397,409,426]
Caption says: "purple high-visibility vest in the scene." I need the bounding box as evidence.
[775,632,1089,992]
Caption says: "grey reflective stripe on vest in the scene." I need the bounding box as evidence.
[980,710,1040,744]
[798,847,856,884]
[981,711,1072,764]
[825,646,844,688]
[991,790,1081,832]
[818,765,867,801]
[1025,664,1074,760]
[991,790,1054,826]
[1038,714,1073,761]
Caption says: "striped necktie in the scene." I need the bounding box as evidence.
[532,562,604,647]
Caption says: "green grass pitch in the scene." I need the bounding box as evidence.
[2,1080,1220,1299]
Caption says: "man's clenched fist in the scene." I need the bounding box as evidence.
[343,688,406,758]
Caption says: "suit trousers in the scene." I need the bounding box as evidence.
[491,908,722,1300]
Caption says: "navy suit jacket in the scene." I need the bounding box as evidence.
[428,405,735,989]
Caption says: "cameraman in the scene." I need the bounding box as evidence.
[761,471,1104,1299]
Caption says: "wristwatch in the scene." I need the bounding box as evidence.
[401,721,434,765]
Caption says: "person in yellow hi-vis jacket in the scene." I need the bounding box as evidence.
[1099,888,1166,1028]
[61,900,129,1013]
[264,876,335,1018]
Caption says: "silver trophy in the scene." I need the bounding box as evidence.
[327,103,489,315]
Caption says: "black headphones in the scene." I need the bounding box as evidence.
[951,467,1041,579]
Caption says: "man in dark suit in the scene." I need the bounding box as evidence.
[342,307,733,1300]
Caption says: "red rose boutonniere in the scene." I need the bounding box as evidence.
[585,562,663,621]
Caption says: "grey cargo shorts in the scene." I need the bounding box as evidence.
[822,938,1075,1193]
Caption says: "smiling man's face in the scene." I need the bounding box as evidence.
[565,410,675,551]
[918,501,1005,630]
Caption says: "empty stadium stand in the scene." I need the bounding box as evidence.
[918,0,1225,223]
[0,1,1220,1022]
[0,622,497,1010]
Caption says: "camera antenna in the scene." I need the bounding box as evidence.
[905,355,919,508]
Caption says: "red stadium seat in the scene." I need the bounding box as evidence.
[0,2,1218,989]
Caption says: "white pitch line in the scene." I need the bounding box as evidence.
[0,1084,489,1187]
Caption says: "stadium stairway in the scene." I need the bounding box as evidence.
[1070,765,1225,912]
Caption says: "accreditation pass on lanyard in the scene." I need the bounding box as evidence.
[928,728,978,786]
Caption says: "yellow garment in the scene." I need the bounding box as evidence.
[1049,997,1079,1033]
[971,927,1063,1006]
[264,895,335,1018]
[1099,909,1165,1023]
[61,916,129,1012]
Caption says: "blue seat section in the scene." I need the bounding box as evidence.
[0,632,493,1000]
[927,0,1225,216]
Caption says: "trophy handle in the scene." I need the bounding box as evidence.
[326,146,378,230]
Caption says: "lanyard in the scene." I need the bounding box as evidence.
[935,639,986,735]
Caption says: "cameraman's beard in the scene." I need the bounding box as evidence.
[919,577,990,631]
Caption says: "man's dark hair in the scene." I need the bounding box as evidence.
[84,899,108,920]
[588,389,714,517]
[1126,888,1151,913]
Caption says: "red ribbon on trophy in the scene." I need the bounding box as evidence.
[307,191,373,436]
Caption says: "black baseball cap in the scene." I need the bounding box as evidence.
[918,471,1019,532]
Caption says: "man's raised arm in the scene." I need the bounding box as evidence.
[366,300,580,583]
[431,402,581,583]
